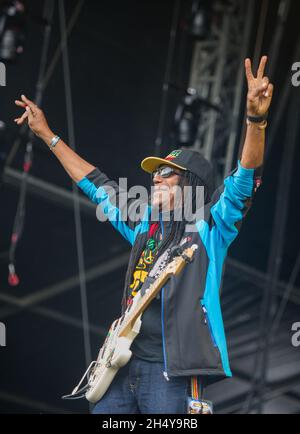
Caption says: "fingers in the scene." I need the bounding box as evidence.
[25,105,35,121]
[14,94,40,127]
[21,94,36,111]
[261,76,270,96]
[245,56,268,82]
[15,99,26,108]
[250,76,270,97]
[257,55,268,79]
[249,81,273,105]
[14,100,35,125]
[14,111,28,125]
[257,78,272,97]
[245,58,254,82]
[16,95,39,118]
[255,76,269,96]
[14,96,32,126]
[265,83,274,99]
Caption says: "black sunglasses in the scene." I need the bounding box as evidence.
[152,165,183,180]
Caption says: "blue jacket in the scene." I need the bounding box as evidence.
[77,160,261,384]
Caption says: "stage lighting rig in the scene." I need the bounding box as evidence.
[0,0,26,61]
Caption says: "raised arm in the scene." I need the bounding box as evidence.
[14,94,95,182]
[241,56,274,169]
[207,56,274,248]
[14,95,149,245]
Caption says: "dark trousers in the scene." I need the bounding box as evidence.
[92,355,189,414]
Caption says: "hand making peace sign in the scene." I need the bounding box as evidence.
[14,94,52,139]
[245,55,274,118]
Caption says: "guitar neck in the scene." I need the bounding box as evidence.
[118,258,185,337]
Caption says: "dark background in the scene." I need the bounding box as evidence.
[0,0,299,413]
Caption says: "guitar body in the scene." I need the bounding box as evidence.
[67,245,198,404]
[86,295,143,403]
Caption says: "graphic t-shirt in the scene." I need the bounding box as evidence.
[128,220,171,362]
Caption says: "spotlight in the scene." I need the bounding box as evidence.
[189,0,212,39]
[174,95,199,146]
[0,1,26,61]
[173,90,221,147]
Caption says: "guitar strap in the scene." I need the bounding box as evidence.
[127,223,163,303]
[188,377,213,414]
[191,376,204,401]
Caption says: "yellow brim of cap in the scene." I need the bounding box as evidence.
[141,156,186,174]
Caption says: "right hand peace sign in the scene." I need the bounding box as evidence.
[14,95,52,139]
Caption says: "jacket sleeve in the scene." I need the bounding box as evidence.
[209,160,262,248]
[77,167,149,245]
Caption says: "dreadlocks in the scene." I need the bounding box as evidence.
[121,170,212,313]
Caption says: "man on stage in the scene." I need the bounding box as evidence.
[14,56,273,414]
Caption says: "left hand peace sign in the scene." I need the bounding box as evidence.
[245,56,274,118]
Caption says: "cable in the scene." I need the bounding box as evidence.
[58,0,92,409]
[42,0,85,92]
[238,0,269,161]
[7,0,55,286]
[4,0,85,170]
